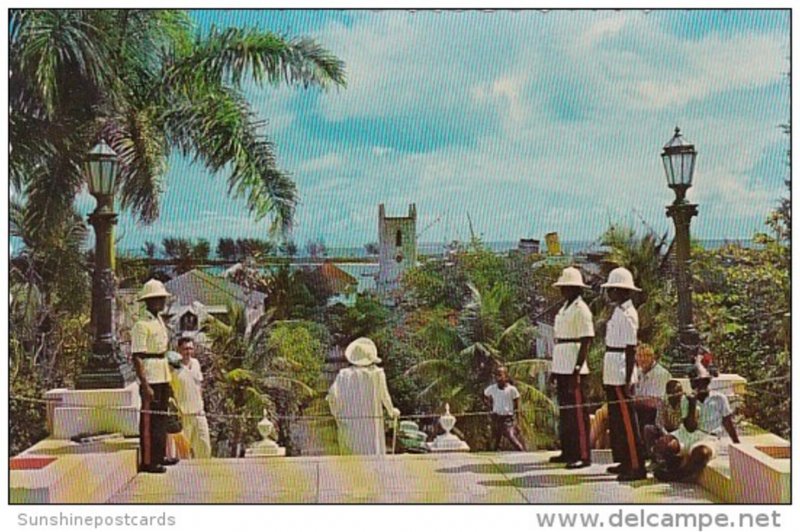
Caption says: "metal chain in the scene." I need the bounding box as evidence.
[10,375,789,422]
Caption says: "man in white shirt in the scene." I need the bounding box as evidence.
[653,366,740,481]
[171,337,212,458]
[632,344,672,452]
[131,279,174,473]
[484,367,526,452]
[549,267,594,469]
[601,267,646,481]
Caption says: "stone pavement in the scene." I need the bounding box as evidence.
[108,451,716,504]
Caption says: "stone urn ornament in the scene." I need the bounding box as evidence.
[244,410,286,457]
[426,403,470,452]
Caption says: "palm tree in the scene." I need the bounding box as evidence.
[203,306,318,456]
[162,237,194,274]
[407,283,556,449]
[142,241,157,259]
[10,9,346,242]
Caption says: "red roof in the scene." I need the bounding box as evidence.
[313,262,358,294]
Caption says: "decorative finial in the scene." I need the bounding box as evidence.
[674,126,681,136]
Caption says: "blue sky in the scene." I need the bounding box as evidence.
[78,9,789,252]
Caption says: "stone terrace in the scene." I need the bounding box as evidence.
[108,452,716,504]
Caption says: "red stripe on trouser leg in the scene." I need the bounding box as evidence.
[141,401,151,465]
[615,386,640,471]
[574,379,589,461]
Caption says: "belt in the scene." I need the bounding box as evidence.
[555,337,584,344]
[134,353,165,359]
[605,346,626,353]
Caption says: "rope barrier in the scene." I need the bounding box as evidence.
[9,375,790,422]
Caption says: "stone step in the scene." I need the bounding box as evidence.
[696,457,732,503]
[11,438,138,503]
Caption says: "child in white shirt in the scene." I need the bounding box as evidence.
[484,367,526,451]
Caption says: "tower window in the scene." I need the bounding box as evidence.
[395,229,402,247]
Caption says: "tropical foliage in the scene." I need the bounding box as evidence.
[8,8,344,455]
[202,307,327,456]
[10,9,345,239]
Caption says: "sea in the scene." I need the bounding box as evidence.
[118,238,757,260]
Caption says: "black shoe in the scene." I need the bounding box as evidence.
[162,458,180,466]
[606,464,624,474]
[617,469,647,481]
[549,454,572,464]
[566,460,592,470]
[140,465,167,474]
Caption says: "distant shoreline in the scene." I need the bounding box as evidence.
[114,238,757,261]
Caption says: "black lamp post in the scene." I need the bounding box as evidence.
[661,127,701,377]
[75,140,135,389]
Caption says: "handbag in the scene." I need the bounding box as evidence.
[165,397,184,434]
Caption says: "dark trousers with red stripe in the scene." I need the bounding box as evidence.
[556,374,591,462]
[605,385,645,473]
[139,383,171,469]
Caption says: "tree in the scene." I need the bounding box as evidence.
[10,9,346,243]
[306,238,327,259]
[162,237,194,274]
[279,239,298,257]
[766,122,790,243]
[236,238,273,260]
[192,238,211,263]
[325,293,390,345]
[216,237,238,261]
[203,307,325,456]
[142,240,157,259]
[406,283,554,449]
[10,200,92,454]
[692,237,789,438]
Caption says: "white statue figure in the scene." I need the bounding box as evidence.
[326,338,400,455]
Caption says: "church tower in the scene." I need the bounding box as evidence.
[377,203,417,299]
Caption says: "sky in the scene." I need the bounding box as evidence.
[76,9,790,253]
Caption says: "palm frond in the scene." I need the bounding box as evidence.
[166,26,346,92]
[161,85,297,232]
[10,10,111,117]
[102,107,168,223]
[404,358,451,378]
[261,375,316,397]
[513,380,556,412]
[497,316,533,346]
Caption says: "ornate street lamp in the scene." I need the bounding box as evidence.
[76,140,135,389]
[661,127,701,377]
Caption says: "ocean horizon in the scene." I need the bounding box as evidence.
[116,238,757,259]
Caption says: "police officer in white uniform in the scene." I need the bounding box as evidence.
[602,267,647,481]
[549,267,594,469]
[131,279,174,473]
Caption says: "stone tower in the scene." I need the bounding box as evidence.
[377,203,417,299]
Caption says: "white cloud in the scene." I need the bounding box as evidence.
[116,11,788,249]
[579,12,632,47]
[296,152,347,173]
[372,146,393,157]
[631,34,786,109]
